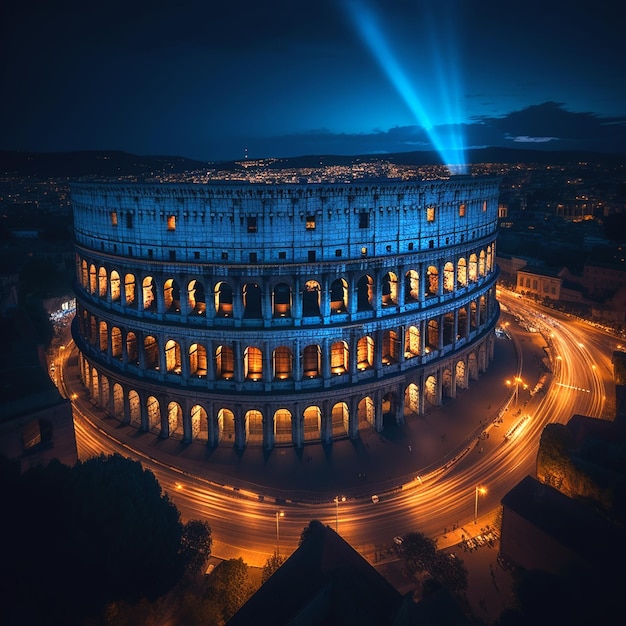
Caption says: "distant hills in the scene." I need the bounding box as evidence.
[1,147,624,178]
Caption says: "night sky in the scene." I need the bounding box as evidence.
[2,0,625,163]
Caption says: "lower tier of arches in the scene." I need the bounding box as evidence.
[76,330,496,450]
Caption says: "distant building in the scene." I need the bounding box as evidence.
[515,266,562,301]
[0,309,78,471]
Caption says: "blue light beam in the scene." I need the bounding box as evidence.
[343,0,467,174]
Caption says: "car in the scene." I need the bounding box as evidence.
[393,536,404,545]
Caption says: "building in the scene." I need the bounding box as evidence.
[70,176,500,451]
[515,265,562,301]
[226,522,472,626]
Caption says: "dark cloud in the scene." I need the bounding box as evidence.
[241,103,626,159]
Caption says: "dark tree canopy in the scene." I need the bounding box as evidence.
[1,454,191,625]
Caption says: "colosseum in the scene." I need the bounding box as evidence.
[71,175,500,452]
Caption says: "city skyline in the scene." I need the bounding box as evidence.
[2,0,625,163]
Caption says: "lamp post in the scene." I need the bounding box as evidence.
[334,496,346,533]
[474,486,486,524]
[275,510,284,554]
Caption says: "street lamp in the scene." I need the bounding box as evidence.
[334,495,346,533]
[474,486,487,524]
[275,510,284,554]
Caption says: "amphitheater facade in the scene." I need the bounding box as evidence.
[71,176,500,450]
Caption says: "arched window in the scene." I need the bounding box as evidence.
[405,325,420,358]
[457,258,467,288]
[188,280,206,315]
[330,341,349,374]
[329,278,348,313]
[426,266,438,296]
[143,276,156,310]
[165,340,181,374]
[357,336,374,370]
[189,343,207,376]
[381,272,398,306]
[303,345,321,378]
[443,262,454,293]
[382,330,398,364]
[98,267,107,298]
[243,283,262,318]
[215,282,233,317]
[110,270,121,301]
[404,270,419,302]
[144,335,159,369]
[244,346,263,380]
[302,280,321,317]
[273,283,291,317]
[273,346,292,380]
[215,345,234,379]
[164,279,180,313]
[356,275,373,311]
[124,273,136,306]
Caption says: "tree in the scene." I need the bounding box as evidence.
[429,552,468,594]
[262,553,286,583]
[180,519,213,575]
[401,531,438,577]
[299,519,325,545]
[206,558,255,621]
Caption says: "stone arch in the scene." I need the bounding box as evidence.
[469,254,478,282]
[457,258,467,287]
[89,264,97,294]
[147,395,160,431]
[329,278,348,314]
[91,367,99,400]
[164,278,181,313]
[427,319,439,351]
[404,382,419,416]
[426,266,438,296]
[382,391,396,427]
[214,281,233,317]
[331,402,349,439]
[443,312,455,345]
[405,325,420,358]
[424,374,438,406]
[405,270,419,303]
[381,271,398,306]
[190,404,207,441]
[113,382,124,418]
[356,274,373,311]
[111,327,122,359]
[189,343,208,377]
[357,396,375,430]
[167,401,182,437]
[164,339,181,374]
[126,332,138,365]
[218,408,236,443]
[98,320,108,352]
[302,280,321,317]
[303,406,321,442]
[442,368,453,398]
[443,262,454,293]
[243,282,262,318]
[128,389,141,427]
[273,282,291,317]
[382,329,399,365]
[456,360,467,389]
[215,345,234,380]
[144,335,159,370]
[188,279,206,315]
[302,344,321,378]
[458,307,468,339]
[468,352,479,380]
[81,259,88,289]
[274,409,292,445]
[110,270,121,301]
[479,250,486,277]
[356,336,374,370]
[245,409,264,445]
[330,340,349,375]
[273,346,293,380]
[125,273,136,306]
[143,276,156,310]
[244,346,263,380]
[98,266,107,298]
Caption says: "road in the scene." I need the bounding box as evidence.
[58,289,620,565]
